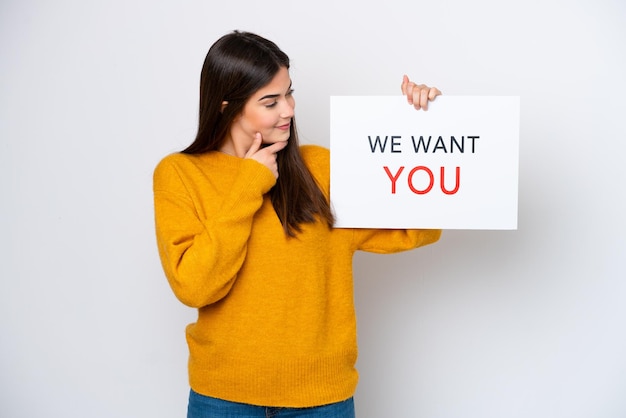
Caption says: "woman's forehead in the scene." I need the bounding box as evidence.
[253,67,292,98]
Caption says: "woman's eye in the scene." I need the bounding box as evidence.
[265,102,278,108]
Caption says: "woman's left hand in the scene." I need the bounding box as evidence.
[401,75,442,111]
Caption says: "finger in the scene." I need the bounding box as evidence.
[406,82,416,105]
[428,87,442,101]
[244,132,263,158]
[264,140,288,154]
[419,87,442,111]
[411,85,425,110]
[419,87,430,110]
[401,75,409,95]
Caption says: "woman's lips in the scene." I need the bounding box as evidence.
[276,123,290,131]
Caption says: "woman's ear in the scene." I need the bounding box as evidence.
[221,101,228,113]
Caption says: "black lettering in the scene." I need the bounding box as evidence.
[468,136,479,153]
[368,136,389,153]
[390,136,402,153]
[433,136,447,153]
[410,135,431,152]
[450,136,463,153]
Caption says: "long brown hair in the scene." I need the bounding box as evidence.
[183,31,334,236]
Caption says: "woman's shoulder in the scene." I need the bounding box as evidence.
[153,151,232,188]
[155,151,241,173]
[300,144,329,155]
[155,151,197,170]
[154,152,193,180]
[300,144,329,172]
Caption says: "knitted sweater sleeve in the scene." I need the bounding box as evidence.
[153,154,276,308]
[353,228,441,254]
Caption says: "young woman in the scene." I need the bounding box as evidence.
[153,30,442,418]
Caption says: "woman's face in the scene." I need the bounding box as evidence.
[224,66,295,156]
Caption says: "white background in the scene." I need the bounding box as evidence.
[1,1,625,417]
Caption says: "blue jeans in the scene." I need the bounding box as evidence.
[187,389,356,418]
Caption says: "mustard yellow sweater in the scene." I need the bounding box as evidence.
[153,145,440,407]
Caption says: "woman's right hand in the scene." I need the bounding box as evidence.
[244,132,288,179]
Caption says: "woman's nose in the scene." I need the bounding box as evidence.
[280,100,295,118]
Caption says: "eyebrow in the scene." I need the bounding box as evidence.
[258,82,293,101]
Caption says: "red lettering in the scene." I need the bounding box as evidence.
[383,165,461,195]
[408,166,434,194]
[440,166,460,195]
[383,166,405,194]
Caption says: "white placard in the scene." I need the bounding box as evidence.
[330,96,520,229]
